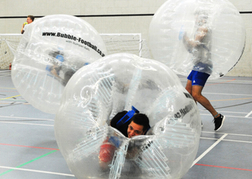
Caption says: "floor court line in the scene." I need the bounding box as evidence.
[199,109,248,115]
[245,110,252,118]
[210,97,252,102]
[202,131,252,137]
[200,137,252,144]
[0,115,54,121]
[191,133,228,167]
[0,143,59,150]
[0,102,27,108]
[0,85,16,88]
[0,166,75,177]
[204,92,252,97]
[0,73,12,77]
[200,113,252,119]
[0,150,58,176]
[0,163,250,178]
[0,121,54,127]
[194,163,252,172]
[0,100,27,103]
[205,79,236,86]
[0,95,20,101]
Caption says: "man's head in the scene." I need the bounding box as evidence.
[194,9,209,27]
[127,113,150,138]
[27,15,35,24]
[110,111,127,127]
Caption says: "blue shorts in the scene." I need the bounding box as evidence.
[187,70,210,86]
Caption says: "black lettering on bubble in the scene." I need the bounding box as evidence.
[183,92,193,99]
[174,112,181,118]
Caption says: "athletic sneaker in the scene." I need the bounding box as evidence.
[214,114,225,131]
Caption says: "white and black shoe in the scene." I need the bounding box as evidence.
[214,114,225,131]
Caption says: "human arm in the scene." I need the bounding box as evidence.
[98,138,117,171]
[21,22,27,34]
[21,25,24,34]
[183,26,208,48]
[50,65,62,79]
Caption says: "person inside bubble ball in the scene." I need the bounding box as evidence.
[182,10,225,131]
[21,15,34,34]
[110,107,150,138]
[46,50,76,86]
[99,107,150,171]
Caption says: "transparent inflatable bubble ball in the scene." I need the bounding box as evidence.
[55,53,201,179]
[11,14,107,114]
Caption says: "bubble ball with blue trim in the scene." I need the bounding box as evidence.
[54,53,201,179]
[149,0,245,79]
[11,14,107,114]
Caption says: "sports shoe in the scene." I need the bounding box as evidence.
[214,114,225,131]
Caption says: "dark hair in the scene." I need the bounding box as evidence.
[28,15,35,21]
[110,111,127,128]
[131,113,150,133]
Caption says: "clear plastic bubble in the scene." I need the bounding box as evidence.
[54,53,201,179]
[149,0,245,79]
[11,14,107,114]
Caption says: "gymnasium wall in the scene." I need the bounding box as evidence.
[0,0,251,76]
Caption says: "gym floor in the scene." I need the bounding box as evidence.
[0,69,252,179]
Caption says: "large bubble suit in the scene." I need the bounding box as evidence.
[11,14,107,114]
[149,0,245,79]
[54,53,201,179]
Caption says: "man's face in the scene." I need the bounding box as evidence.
[27,17,33,24]
[127,121,145,138]
[195,14,208,27]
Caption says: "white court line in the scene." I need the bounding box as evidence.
[201,137,252,144]
[0,71,11,77]
[200,113,252,119]
[0,75,11,78]
[245,110,252,118]
[199,109,248,115]
[0,121,54,127]
[0,166,74,177]
[0,115,54,121]
[202,131,252,137]
[204,92,252,97]
[191,133,228,167]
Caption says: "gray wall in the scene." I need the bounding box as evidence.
[0,0,251,76]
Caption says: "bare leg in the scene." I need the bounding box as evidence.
[50,66,61,79]
[185,80,192,95]
[186,79,199,105]
[191,85,219,117]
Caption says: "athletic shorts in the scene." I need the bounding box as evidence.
[187,70,210,86]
